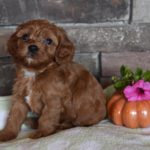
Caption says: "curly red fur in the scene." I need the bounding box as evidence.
[0,19,106,141]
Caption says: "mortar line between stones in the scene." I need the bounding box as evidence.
[128,0,133,24]
[98,52,102,82]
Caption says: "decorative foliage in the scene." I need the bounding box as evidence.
[112,65,150,90]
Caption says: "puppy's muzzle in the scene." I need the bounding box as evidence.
[28,45,39,57]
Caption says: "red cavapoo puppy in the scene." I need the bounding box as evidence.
[0,20,106,141]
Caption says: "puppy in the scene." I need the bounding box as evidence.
[0,20,106,141]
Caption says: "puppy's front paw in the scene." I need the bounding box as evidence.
[0,130,17,142]
[29,128,54,139]
[29,130,44,139]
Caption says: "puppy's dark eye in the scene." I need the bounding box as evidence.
[43,38,53,45]
[21,34,29,41]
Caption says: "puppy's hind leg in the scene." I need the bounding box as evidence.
[29,104,61,139]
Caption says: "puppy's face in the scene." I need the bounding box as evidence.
[8,20,74,69]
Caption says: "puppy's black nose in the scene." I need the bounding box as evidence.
[28,45,38,55]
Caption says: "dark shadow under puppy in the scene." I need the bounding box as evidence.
[0,19,106,141]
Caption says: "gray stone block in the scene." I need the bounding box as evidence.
[0,28,13,57]
[74,53,100,78]
[101,52,150,76]
[133,0,150,23]
[63,23,150,53]
[0,0,130,25]
[100,77,112,88]
[1,23,150,55]
[0,57,15,96]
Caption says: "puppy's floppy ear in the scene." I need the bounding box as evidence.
[7,21,28,56]
[55,27,75,64]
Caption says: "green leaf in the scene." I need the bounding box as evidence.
[134,68,143,81]
[112,65,149,90]
[124,67,133,79]
[143,70,150,81]
[134,75,141,81]
[135,68,143,76]
[112,76,118,82]
[120,65,126,77]
[114,80,127,90]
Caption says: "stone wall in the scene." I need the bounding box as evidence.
[0,0,150,95]
[0,0,130,24]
